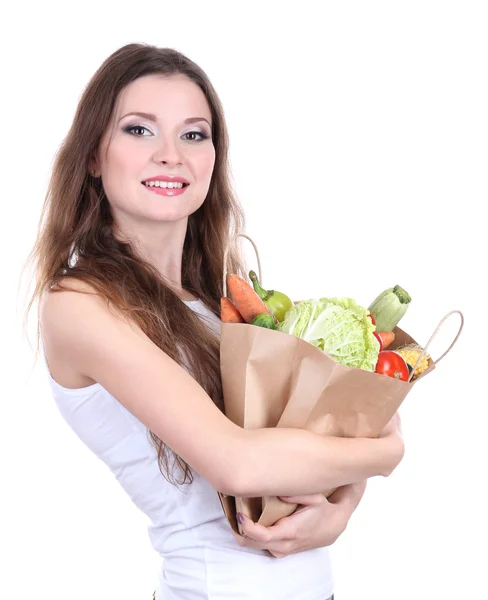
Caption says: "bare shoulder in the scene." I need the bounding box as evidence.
[42,279,102,350]
[40,278,122,387]
[41,277,97,322]
[38,276,243,494]
[40,278,142,343]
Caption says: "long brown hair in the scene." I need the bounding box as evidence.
[26,43,247,485]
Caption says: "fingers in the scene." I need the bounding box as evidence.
[237,512,273,544]
[382,411,402,436]
[231,531,248,547]
[269,549,288,559]
[237,512,298,544]
[279,493,326,506]
[235,512,305,558]
[233,514,271,551]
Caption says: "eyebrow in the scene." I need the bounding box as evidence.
[118,111,211,127]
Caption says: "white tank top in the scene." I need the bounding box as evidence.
[46,300,334,600]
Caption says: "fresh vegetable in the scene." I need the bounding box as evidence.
[249,270,293,323]
[377,330,395,349]
[397,344,430,378]
[373,330,395,351]
[227,274,272,324]
[375,350,410,381]
[220,297,245,323]
[368,313,376,326]
[251,313,276,329]
[368,285,411,332]
[278,297,380,371]
[373,331,383,351]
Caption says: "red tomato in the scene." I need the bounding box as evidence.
[375,351,409,381]
[373,331,383,351]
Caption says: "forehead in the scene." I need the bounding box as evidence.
[115,74,212,121]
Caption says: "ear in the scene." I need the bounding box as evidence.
[89,154,100,177]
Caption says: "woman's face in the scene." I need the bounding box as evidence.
[95,74,215,227]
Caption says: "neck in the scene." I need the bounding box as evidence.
[114,215,196,301]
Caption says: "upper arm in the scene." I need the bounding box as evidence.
[40,282,244,495]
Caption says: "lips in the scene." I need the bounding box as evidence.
[143,184,188,197]
[142,175,190,185]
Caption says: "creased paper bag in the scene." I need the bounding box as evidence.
[217,322,432,532]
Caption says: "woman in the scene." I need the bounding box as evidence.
[27,43,404,600]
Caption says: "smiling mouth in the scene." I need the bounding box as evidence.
[142,181,190,189]
[141,182,190,197]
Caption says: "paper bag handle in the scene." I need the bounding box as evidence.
[222,233,263,297]
[408,309,464,383]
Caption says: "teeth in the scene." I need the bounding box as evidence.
[144,181,185,188]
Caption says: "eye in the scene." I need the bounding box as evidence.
[123,125,152,137]
[182,130,210,142]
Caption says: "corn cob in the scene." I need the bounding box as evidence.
[397,344,430,378]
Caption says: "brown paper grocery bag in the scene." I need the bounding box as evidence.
[217,234,464,533]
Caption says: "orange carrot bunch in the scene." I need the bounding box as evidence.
[221,274,272,324]
[220,297,245,323]
[377,330,395,349]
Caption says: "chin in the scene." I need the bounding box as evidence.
[145,201,204,223]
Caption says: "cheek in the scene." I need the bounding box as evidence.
[102,145,142,205]
[198,148,216,181]
[108,142,144,172]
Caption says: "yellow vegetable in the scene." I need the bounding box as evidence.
[397,344,430,378]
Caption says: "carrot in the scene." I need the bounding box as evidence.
[378,330,395,349]
[220,297,245,323]
[226,274,271,323]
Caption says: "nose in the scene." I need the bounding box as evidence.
[152,135,184,167]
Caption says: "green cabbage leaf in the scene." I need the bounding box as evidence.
[278,297,380,371]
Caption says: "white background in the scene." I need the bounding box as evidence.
[2,1,487,599]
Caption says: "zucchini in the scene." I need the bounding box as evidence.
[368,285,411,332]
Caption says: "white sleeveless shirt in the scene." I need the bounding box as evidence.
[46,300,334,600]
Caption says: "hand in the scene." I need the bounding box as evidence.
[233,481,367,558]
[379,411,405,476]
[380,411,402,438]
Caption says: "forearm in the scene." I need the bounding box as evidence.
[331,480,367,510]
[331,480,368,530]
[234,428,394,498]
